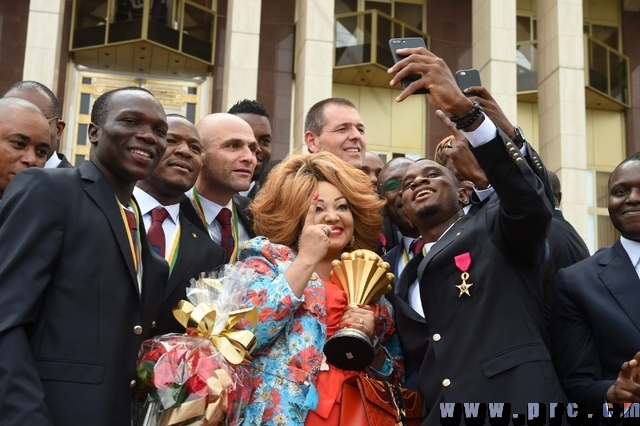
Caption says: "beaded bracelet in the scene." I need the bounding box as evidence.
[449,100,480,123]
[454,106,483,129]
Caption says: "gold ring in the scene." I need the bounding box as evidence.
[358,317,364,325]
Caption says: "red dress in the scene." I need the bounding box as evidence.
[304,279,358,425]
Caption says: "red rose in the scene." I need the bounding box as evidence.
[184,374,208,399]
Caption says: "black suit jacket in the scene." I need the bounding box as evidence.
[181,193,255,243]
[152,210,226,335]
[56,153,73,168]
[0,161,168,425]
[551,240,639,415]
[548,209,590,271]
[399,130,566,424]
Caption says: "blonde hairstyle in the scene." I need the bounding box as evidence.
[434,135,455,166]
[251,152,385,251]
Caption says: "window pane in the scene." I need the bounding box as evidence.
[79,93,91,115]
[589,41,609,95]
[609,51,628,104]
[74,154,86,167]
[597,214,619,249]
[596,171,610,208]
[395,2,423,31]
[592,24,618,50]
[72,0,108,48]
[516,16,531,42]
[336,0,358,13]
[77,123,88,146]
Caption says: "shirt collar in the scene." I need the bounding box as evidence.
[187,188,233,225]
[133,187,180,225]
[620,236,640,269]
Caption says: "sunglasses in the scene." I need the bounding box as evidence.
[380,177,402,193]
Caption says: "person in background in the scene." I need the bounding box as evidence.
[228,99,273,199]
[2,81,71,168]
[304,98,366,168]
[134,114,226,335]
[0,97,52,201]
[362,151,384,189]
[236,152,402,425]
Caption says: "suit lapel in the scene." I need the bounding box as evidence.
[81,162,140,297]
[165,214,199,299]
[417,215,470,278]
[395,253,427,323]
[600,241,640,333]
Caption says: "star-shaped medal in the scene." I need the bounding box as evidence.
[456,272,473,297]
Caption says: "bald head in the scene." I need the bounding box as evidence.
[3,82,66,156]
[0,98,52,198]
[195,113,258,205]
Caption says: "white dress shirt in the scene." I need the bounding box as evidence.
[133,187,180,261]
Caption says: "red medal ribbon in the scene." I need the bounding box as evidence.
[454,252,471,272]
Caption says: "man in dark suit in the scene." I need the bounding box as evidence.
[3,80,73,168]
[135,114,226,335]
[551,152,640,417]
[0,86,169,425]
[389,47,566,424]
[547,170,590,271]
[185,113,256,263]
[228,99,273,200]
[0,97,52,201]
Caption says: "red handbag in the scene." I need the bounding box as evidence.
[339,374,424,426]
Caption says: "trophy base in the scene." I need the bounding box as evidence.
[323,328,374,371]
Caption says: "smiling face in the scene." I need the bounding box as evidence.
[305,104,366,168]
[0,105,51,197]
[236,113,272,181]
[401,159,466,236]
[89,90,168,197]
[196,113,258,205]
[314,180,355,259]
[377,158,416,236]
[138,116,203,204]
[608,159,640,240]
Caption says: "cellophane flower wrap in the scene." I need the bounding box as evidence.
[135,265,258,426]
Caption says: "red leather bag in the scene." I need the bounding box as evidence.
[339,374,424,426]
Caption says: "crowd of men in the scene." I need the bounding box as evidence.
[1,46,640,426]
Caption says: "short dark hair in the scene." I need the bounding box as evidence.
[228,99,271,123]
[304,97,357,135]
[3,80,60,117]
[609,151,640,187]
[91,86,154,126]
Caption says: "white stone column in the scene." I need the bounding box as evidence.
[23,0,65,92]
[292,0,334,153]
[472,0,517,123]
[537,0,588,237]
[222,0,262,111]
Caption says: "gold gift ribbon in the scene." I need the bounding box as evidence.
[173,301,258,365]
[160,369,232,426]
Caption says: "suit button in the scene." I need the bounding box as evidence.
[129,379,137,389]
[433,333,441,342]
[442,378,451,387]
[515,157,523,165]
[151,321,157,329]
[133,325,143,335]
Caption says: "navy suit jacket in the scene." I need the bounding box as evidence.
[0,161,168,425]
[551,240,640,415]
[152,208,226,335]
[397,130,567,425]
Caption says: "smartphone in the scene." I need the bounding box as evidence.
[389,37,429,94]
[455,69,482,96]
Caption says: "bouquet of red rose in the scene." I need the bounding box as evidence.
[135,266,257,426]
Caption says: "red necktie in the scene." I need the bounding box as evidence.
[147,207,169,258]
[216,208,234,262]
[410,238,425,256]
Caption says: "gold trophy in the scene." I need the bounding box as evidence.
[323,249,394,371]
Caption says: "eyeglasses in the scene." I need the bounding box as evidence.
[380,177,402,193]
[47,116,60,123]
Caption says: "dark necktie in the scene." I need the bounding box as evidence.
[148,207,169,258]
[123,209,138,258]
[216,208,234,262]
[410,237,425,256]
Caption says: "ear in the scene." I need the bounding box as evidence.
[88,122,100,146]
[458,187,469,206]
[556,191,562,206]
[56,120,66,138]
[304,131,318,153]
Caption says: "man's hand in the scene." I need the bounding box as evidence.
[388,48,478,122]
[606,351,640,405]
[466,86,516,140]
[435,110,490,188]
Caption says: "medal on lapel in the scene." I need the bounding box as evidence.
[454,252,473,297]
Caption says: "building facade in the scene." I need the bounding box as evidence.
[1,0,639,251]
